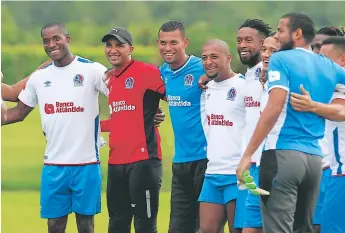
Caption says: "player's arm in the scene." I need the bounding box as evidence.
[1,100,7,126]
[1,59,52,102]
[237,55,289,181]
[3,101,34,125]
[291,86,345,121]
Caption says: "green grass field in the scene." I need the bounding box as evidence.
[1,101,230,233]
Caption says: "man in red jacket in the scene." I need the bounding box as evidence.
[100,27,165,233]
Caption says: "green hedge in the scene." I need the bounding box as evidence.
[1,45,163,84]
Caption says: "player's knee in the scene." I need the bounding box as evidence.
[133,217,158,233]
[75,214,94,233]
[48,216,68,233]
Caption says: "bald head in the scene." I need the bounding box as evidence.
[203,39,231,56]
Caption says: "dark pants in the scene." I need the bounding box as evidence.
[260,150,322,233]
[168,158,208,233]
[107,159,162,233]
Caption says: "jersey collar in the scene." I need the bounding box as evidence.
[113,59,135,78]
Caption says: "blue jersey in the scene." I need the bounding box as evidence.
[265,48,345,156]
[160,55,207,163]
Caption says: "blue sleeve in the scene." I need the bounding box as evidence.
[335,62,345,85]
[267,54,289,92]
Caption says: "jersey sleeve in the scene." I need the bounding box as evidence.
[18,73,38,107]
[93,62,109,97]
[267,54,289,92]
[147,65,166,99]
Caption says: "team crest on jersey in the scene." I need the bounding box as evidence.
[73,74,84,87]
[184,74,194,86]
[125,77,135,89]
[44,81,51,87]
[255,67,262,80]
[227,87,237,101]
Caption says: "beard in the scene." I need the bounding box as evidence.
[238,51,261,67]
[279,35,294,51]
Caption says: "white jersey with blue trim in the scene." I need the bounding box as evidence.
[19,56,108,165]
[327,92,345,175]
[242,62,269,166]
[204,74,246,175]
[264,48,345,156]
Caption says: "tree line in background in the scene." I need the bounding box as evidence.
[2,1,345,84]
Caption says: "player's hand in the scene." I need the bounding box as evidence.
[154,107,165,127]
[238,170,260,195]
[236,153,252,183]
[103,68,115,86]
[198,74,212,91]
[290,84,315,112]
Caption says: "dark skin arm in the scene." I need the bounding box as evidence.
[3,101,34,125]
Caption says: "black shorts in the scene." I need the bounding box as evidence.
[107,159,162,233]
[168,158,208,233]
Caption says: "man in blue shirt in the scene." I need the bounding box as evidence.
[236,12,345,233]
[158,20,209,233]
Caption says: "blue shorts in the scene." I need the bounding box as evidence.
[234,163,256,229]
[243,166,262,228]
[198,174,238,205]
[321,175,345,233]
[40,164,102,219]
[313,167,331,225]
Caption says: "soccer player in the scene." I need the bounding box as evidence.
[236,12,345,233]
[3,22,108,233]
[311,26,344,54]
[236,19,271,232]
[289,36,345,233]
[158,20,210,233]
[198,38,246,233]
[309,26,344,232]
[100,27,165,233]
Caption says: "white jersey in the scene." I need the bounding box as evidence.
[204,74,246,174]
[327,92,345,175]
[19,56,108,165]
[319,130,330,168]
[242,62,268,166]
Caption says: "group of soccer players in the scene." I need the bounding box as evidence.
[1,10,345,233]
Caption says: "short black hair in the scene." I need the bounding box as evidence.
[281,12,315,44]
[41,22,68,36]
[239,19,272,37]
[269,31,277,37]
[317,26,344,36]
[322,36,345,53]
[158,20,185,37]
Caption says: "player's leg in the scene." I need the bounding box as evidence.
[292,154,322,233]
[221,175,239,233]
[199,174,229,233]
[70,164,102,233]
[312,167,331,233]
[242,166,263,233]
[40,165,72,233]
[129,159,162,233]
[259,150,305,233]
[169,161,200,233]
[321,176,345,233]
[107,164,132,233]
[75,214,94,233]
[48,216,68,233]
